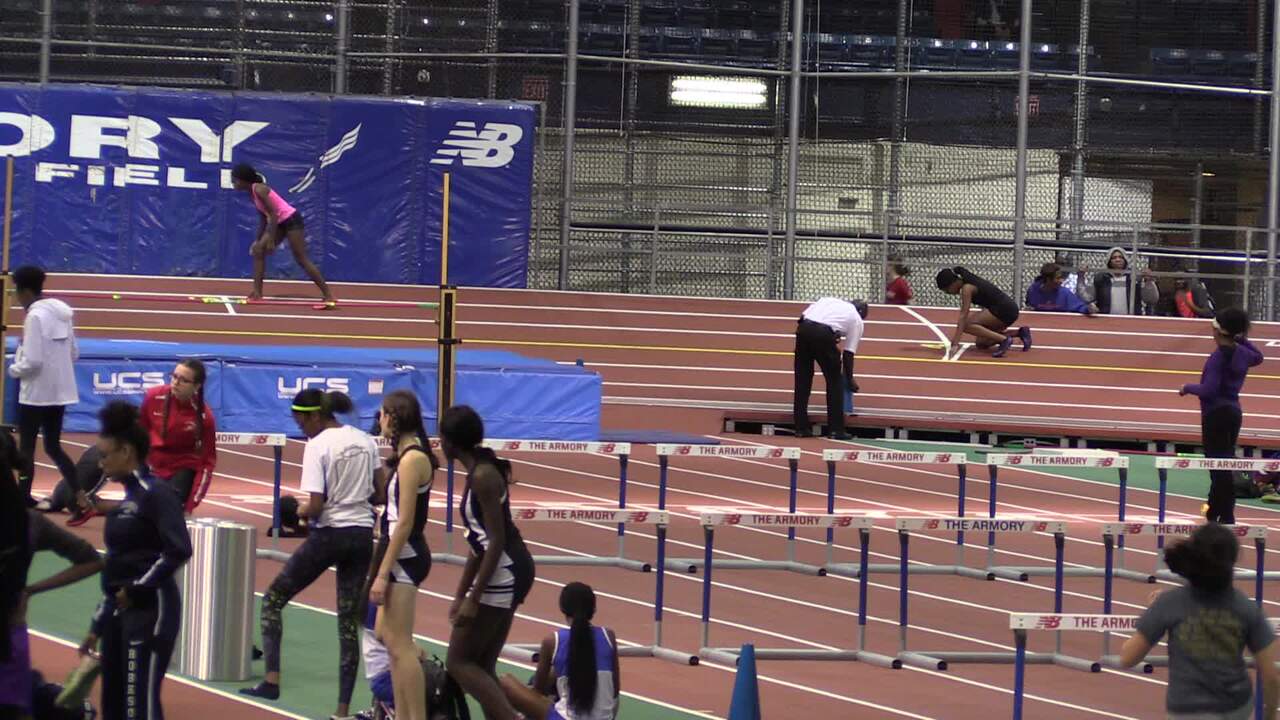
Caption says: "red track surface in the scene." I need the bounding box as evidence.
[22,274,1280,719]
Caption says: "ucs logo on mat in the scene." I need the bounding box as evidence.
[276,376,350,399]
[92,371,166,396]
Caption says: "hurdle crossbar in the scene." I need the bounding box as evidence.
[695,511,898,668]
[895,518,1075,671]
[433,440,632,567]
[822,449,968,577]
[984,453,1146,581]
[1009,613,1141,719]
[656,444,814,574]
[1155,456,1280,569]
[502,508,697,667]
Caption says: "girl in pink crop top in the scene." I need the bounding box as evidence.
[231,163,336,308]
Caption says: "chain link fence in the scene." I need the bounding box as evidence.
[3,0,1278,317]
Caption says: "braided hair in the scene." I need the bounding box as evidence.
[162,359,208,449]
[380,390,441,473]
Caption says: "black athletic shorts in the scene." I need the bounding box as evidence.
[986,299,1020,327]
[278,212,304,233]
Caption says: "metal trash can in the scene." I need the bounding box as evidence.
[174,519,256,681]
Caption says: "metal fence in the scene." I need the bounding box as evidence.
[2,0,1278,318]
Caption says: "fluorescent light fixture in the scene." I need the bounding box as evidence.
[669,76,768,109]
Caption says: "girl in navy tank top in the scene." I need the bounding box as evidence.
[368,391,438,720]
[441,405,536,720]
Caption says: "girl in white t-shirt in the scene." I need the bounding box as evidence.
[242,389,378,720]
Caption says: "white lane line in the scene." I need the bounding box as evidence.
[900,305,954,360]
[221,295,237,315]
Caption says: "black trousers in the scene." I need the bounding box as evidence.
[100,582,181,720]
[1203,404,1243,524]
[17,404,78,501]
[793,320,846,435]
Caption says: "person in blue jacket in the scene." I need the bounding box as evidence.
[76,402,192,720]
[1025,263,1097,315]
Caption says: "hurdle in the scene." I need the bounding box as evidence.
[983,453,1148,581]
[821,449,969,577]
[1154,456,1280,565]
[695,510,899,668]
[200,432,288,560]
[433,439,633,568]
[1009,613,1141,719]
[894,517,1075,671]
[501,507,697,667]
[1101,523,1269,671]
[655,444,815,574]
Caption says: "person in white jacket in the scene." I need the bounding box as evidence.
[8,266,82,522]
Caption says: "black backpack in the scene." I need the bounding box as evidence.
[423,655,470,720]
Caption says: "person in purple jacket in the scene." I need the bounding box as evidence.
[1179,307,1265,523]
[1025,263,1098,315]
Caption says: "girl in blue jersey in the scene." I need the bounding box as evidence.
[77,402,193,720]
[501,583,619,720]
[442,405,535,720]
[368,390,438,720]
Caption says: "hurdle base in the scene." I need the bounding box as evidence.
[992,565,1155,582]
[256,549,291,564]
[618,645,699,666]
[1099,655,1155,673]
[983,566,1030,582]
[701,646,900,669]
[897,651,949,671]
[531,554,650,572]
[1227,569,1280,582]
[500,644,539,664]
[431,552,469,567]
[671,557,825,576]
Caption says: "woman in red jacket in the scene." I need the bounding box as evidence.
[139,360,217,513]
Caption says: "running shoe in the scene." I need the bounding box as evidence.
[992,336,1014,358]
[66,508,98,527]
[1018,326,1033,351]
[34,497,59,513]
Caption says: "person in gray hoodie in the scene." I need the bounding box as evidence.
[1092,247,1159,315]
[8,266,82,522]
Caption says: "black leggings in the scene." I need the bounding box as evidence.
[260,526,372,706]
[1203,404,1243,524]
[17,404,77,500]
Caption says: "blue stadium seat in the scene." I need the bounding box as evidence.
[1189,49,1227,77]
[958,39,992,68]
[679,1,713,28]
[640,0,677,27]
[736,30,777,59]
[718,1,754,30]
[1150,47,1191,75]
[701,28,737,57]
[816,33,847,63]
[914,38,959,69]
[1228,51,1259,79]
[844,35,889,67]
[661,26,700,56]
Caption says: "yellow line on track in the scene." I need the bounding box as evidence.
[77,326,1280,381]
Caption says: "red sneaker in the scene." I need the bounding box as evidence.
[66,508,99,527]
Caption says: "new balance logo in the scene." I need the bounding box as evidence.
[430,122,523,168]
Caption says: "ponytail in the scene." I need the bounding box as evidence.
[1164,522,1238,593]
[560,582,598,715]
[380,390,441,473]
[321,391,354,418]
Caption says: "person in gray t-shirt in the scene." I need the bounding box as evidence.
[1120,523,1279,719]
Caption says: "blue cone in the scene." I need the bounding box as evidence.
[728,644,761,720]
